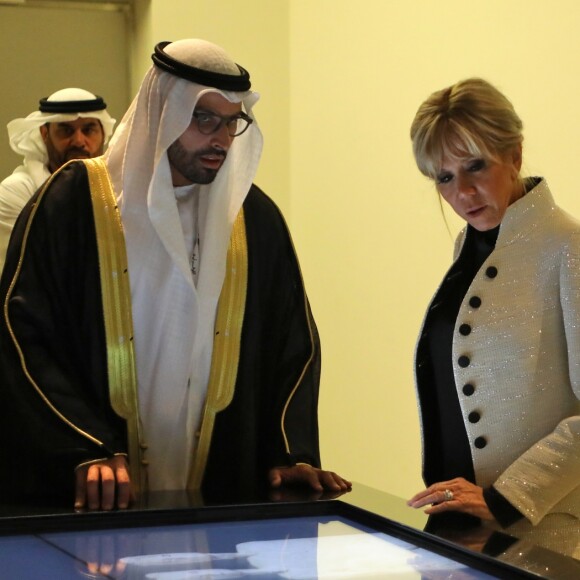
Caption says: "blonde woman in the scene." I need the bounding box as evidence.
[407,78,580,536]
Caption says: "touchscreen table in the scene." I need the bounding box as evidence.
[0,500,537,579]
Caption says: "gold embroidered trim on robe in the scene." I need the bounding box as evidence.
[83,157,146,497]
[3,161,106,449]
[279,302,316,455]
[187,209,248,490]
[276,212,316,456]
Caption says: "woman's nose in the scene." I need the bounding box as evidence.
[456,173,475,196]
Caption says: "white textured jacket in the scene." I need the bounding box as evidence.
[416,178,580,525]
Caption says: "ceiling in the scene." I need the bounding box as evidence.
[0,0,130,6]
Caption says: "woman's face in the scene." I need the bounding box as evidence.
[435,145,523,231]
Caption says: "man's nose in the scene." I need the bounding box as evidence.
[69,130,87,147]
[210,123,234,150]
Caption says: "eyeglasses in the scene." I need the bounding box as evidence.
[192,109,253,137]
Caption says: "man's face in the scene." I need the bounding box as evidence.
[40,118,105,173]
[167,92,242,186]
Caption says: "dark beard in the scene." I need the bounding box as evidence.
[46,144,90,173]
[167,141,226,185]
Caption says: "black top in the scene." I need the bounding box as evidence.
[420,222,523,527]
[427,224,499,483]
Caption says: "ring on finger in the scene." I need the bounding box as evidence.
[443,489,454,502]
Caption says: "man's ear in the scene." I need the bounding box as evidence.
[39,124,49,144]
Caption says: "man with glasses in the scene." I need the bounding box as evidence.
[0,39,350,510]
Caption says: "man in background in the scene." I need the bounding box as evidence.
[0,39,350,510]
[0,88,115,271]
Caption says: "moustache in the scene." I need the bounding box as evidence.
[196,148,227,160]
[65,147,91,159]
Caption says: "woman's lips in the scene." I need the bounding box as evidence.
[466,205,486,217]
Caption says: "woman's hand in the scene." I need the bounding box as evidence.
[407,477,494,520]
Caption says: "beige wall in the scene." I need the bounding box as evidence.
[287,0,580,498]
[129,0,580,499]
[4,0,580,502]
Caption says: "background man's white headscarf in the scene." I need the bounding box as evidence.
[6,87,116,189]
[104,39,263,490]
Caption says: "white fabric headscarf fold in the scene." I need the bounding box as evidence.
[7,87,116,190]
[104,39,263,490]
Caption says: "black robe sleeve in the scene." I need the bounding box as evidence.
[0,162,127,502]
[0,174,320,502]
[202,185,321,497]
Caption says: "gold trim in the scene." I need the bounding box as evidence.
[3,162,105,448]
[277,212,316,455]
[187,209,248,490]
[83,157,146,497]
[74,453,126,472]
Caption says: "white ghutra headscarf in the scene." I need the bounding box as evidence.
[104,39,263,490]
[0,88,116,274]
[7,87,116,190]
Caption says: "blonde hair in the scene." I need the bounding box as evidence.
[410,78,523,179]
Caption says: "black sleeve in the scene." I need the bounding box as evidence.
[244,186,321,470]
[484,486,524,528]
[0,162,127,502]
[203,185,321,496]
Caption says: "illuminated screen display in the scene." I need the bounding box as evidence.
[0,514,498,579]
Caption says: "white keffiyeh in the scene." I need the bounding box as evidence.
[104,39,263,490]
[6,87,116,190]
[0,88,116,273]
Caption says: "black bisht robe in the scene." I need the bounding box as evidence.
[0,161,321,503]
